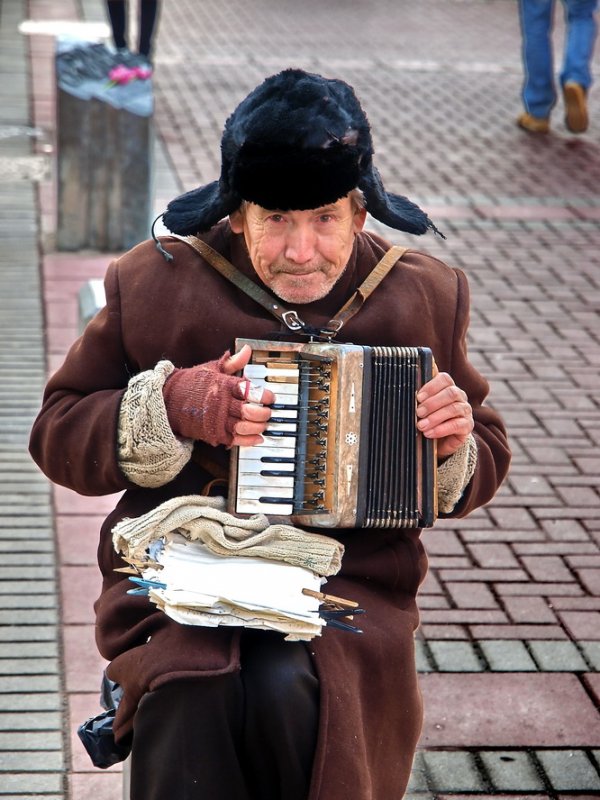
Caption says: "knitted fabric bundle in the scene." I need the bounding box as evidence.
[112,494,344,577]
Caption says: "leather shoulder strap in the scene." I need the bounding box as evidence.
[170,234,408,339]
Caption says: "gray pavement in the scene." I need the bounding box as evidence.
[1,0,599,798]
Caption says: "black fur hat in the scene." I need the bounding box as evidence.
[162,69,442,237]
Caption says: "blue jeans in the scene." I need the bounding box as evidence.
[518,0,599,117]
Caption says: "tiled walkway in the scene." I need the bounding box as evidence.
[2,0,599,798]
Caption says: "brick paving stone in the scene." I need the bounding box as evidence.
[580,642,600,670]
[520,555,576,583]
[439,569,529,582]
[0,731,62,750]
[0,751,64,771]
[479,749,546,792]
[406,751,430,792]
[436,796,548,800]
[469,624,570,640]
[417,594,450,609]
[551,597,600,611]
[574,569,600,596]
[0,775,63,794]
[421,529,466,555]
[427,641,484,672]
[0,675,60,693]
[527,641,589,672]
[478,640,538,672]
[0,711,61,731]
[515,542,599,556]
[69,772,124,800]
[583,674,600,705]
[461,529,547,542]
[421,751,486,793]
[421,610,508,625]
[558,611,600,640]
[446,582,499,609]
[487,507,538,529]
[420,674,600,747]
[62,625,108,693]
[418,624,469,640]
[536,750,600,792]
[502,595,557,624]
[495,582,584,597]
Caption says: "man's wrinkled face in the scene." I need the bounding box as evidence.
[229,195,367,304]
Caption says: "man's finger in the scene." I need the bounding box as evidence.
[223,344,253,375]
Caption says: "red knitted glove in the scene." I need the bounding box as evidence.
[162,353,245,447]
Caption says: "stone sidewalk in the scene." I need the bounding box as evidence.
[1,0,599,798]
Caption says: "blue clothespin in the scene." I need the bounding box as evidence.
[128,577,167,591]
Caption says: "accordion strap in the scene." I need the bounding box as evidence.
[173,234,407,339]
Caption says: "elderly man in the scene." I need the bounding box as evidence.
[30,69,510,800]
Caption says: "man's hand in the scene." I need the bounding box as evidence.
[221,345,275,446]
[163,345,274,448]
[416,372,474,459]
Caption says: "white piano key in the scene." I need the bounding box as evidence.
[238,446,296,460]
[238,486,294,500]
[237,473,295,489]
[270,408,298,419]
[237,459,295,473]
[265,422,297,434]
[236,498,294,515]
[273,385,300,397]
[244,365,298,381]
[258,435,297,448]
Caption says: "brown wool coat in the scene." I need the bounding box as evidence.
[30,223,510,800]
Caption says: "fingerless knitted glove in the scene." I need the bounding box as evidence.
[162,353,245,447]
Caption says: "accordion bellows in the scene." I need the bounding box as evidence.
[229,339,438,529]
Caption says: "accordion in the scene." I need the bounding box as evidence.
[229,339,438,529]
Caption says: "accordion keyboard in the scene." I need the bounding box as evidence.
[229,339,437,529]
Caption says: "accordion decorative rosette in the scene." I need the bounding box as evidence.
[229,339,438,529]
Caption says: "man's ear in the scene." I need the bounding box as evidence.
[353,206,367,234]
[229,208,244,233]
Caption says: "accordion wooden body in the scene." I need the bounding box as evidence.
[228,339,438,529]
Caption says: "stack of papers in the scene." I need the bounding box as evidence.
[142,534,325,641]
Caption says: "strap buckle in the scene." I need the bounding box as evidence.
[281,310,305,331]
[319,319,344,340]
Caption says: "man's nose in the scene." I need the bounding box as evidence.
[284,224,316,263]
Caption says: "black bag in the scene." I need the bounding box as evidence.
[77,673,132,768]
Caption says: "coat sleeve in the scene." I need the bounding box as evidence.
[29,260,139,496]
[441,267,511,518]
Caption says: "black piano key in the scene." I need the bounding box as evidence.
[259,496,294,504]
[260,470,298,477]
[264,429,296,437]
[260,456,295,463]
[271,403,299,410]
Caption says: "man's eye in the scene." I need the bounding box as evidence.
[318,214,333,223]
[268,214,285,223]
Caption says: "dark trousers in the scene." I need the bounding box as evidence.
[129,631,320,800]
[106,0,160,57]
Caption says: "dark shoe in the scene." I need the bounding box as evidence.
[517,112,550,133]
[563,82,588,133]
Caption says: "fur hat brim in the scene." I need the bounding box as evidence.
[162,182,241,236]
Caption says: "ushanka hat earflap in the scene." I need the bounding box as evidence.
[158,68,443,249]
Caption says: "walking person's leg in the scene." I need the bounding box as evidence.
[517,0,557,130]
[106,0,128,51]
[560,0,598,131]
[138,0,160,60]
